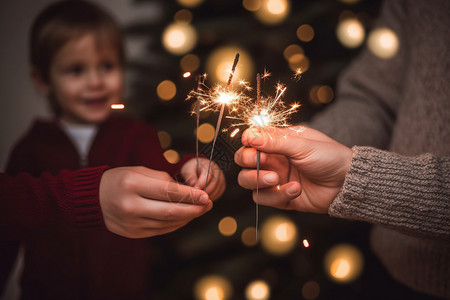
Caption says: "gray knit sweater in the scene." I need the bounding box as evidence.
[310,0,450,298]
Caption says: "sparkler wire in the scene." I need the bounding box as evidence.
[195,75,202,176]
[203,53,240,190]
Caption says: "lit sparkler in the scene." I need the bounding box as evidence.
[186,53,244,190]
[226,71,300,239]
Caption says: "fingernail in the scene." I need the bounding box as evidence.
[287,184,300,195]
[249,132,263,146]
[199,193,209,204]
[263,173,277,184]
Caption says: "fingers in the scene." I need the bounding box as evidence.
[139,198,213,222]
[252,181,301,210]
[241,127,307,158]
[129,172,210,205]
[238,169,281,190]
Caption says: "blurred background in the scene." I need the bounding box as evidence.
[0,0,415,299]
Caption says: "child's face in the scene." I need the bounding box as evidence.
[47,34,123,124]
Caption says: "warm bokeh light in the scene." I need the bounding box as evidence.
[174,9,193,24]
[177,0,205,8]
[218,216,237,236]
[310,85,334,105]
[206,47,254,83]
[156,80,177,101]
[336,18,365,48]
[317,85,334,104]
[180,53,200,72]
[301,281,320,300]
[162,23,197,55]
[283,44,304,60]
[245,280,270,300]
[289,55,309,73]
[157,131,171,149]
[254,0,290,25]
[243,0,262,12]
[241,227,258,246]
[283,44,309,73]
[296,24,315,42]
[111,104,125,110]
[261,215,298,255]
[194,275,232,300]
[197,123,215,143]
[163,149,180,164]
[302,239,310,248]
[368,27,399,59]
[324,244,364,283]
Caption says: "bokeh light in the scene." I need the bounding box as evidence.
[111,104,125,110]
[261,215,298,255]
[241,227,258,246]
[308,85,320,105]
[296,24,315,42]
[336,18,365,48]
[245,280,270,300]
[283,44,304,61]
[283,44,309,73]
[156,80,177,101]
[301,281,320,300]
[317,85,334,104]
[174,9,193,24]
[177,0,205,8]
[254,0,290,25]
[162,23,197,55]
[368,27,399,59]
[197,123,215,143]
[163,149,180,164]
[243,0,262,12]
[324,244,364,283]
[194,275,233,300]
[302,239,310,248]
[157,130,172,149]
[218,216,237,236]
[206,47,254,83]
[180,53,201,72]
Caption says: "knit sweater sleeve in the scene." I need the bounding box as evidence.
[309,0,407,149]
[330,146,450,240]
[0,166,109,239]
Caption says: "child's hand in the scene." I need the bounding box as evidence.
[99,166,213,238]
[181,158,226,200]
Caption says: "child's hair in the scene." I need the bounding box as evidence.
[30,0,125,83]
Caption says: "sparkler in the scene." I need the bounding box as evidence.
[186,53,243,190]
[226,70,300,239]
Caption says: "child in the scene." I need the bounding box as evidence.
[3,1,225,299]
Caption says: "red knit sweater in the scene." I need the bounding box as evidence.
[4,115,190,300]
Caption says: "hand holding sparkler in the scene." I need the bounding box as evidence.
[181,157,226,201]
[234,126,353,213]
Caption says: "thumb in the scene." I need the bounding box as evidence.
[242,127,307,158]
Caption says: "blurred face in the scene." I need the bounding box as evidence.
[46,34,123,124]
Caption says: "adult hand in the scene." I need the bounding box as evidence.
[234,126,353,213]
[181,157,226,200]
[99,166,213,238]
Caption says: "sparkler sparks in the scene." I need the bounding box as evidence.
[186,53,244,190]
[226,71,300,240]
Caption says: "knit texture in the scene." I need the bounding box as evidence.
[311,0,450,297]
[330,147,450,239]
[63,166,109,228]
